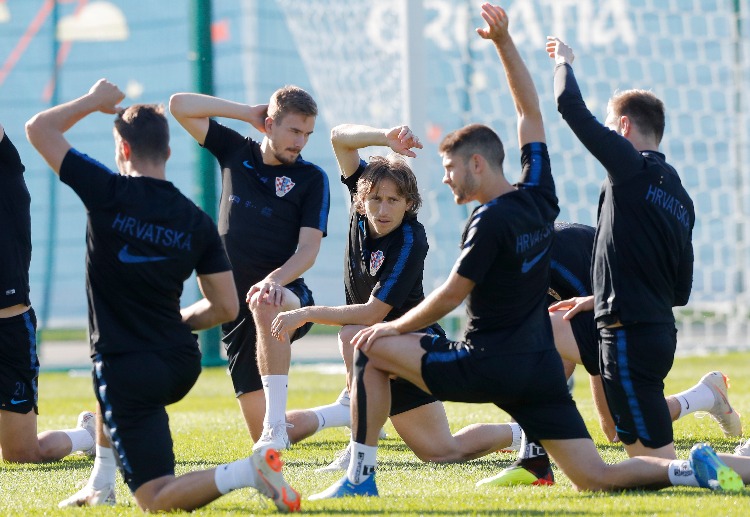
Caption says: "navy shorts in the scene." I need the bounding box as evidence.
[389,378,436,416]
[599,323,676,448]
[571,310,599,376]
[389,324,443,416]
[419,335,590,441]
[93,345,202,492]
[0,308,39,415]
[223,278,314,396]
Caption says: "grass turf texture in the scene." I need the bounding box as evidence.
[3,352,750,515]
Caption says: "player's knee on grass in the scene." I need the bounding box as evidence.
[544,438,611,491]
[0,447,42,464]
[286,409,320,443]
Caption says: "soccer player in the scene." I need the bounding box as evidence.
[0,122,95,464]
[169,88,330,451]
[546,34,696,463]
[550,222,741,446]
[491,222,741,486]
[309,3,747,498]
[271,123,521,466]
[26,79,300,512]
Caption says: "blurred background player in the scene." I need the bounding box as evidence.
[170,88,330,451]
[26,79,299,512]
[0,120,95,464]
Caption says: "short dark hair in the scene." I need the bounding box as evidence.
[268,85,318,123]
[438,123,505,170]
[608,89,665,144]
[354,155,422,219]
[114,104,169,162]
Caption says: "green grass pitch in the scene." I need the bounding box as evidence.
[2,352,750,515]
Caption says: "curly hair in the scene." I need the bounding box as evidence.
[354,154,421,219]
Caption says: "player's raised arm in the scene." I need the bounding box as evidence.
[331,124,422,178]
[26,79,124,174]
[476,3,544,147]
[169,93,268,145]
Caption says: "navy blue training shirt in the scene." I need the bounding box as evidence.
[343,161,430,321]
[60,149,232,355]
[554,63,694,326]
[0,131,32,309]
[455,142,559,355]
[202,119,330,302]
[548,222,595,303]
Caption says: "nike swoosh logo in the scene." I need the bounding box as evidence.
[521,244,550,273]
[10,399,28,405]
[118,245,169,264]
[242,160,255,170]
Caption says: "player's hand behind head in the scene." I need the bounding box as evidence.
[386,125,422,158]
[88,79,125,115]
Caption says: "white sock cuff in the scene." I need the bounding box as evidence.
[215,458,254,495]
[348,441,378,485]
[262,375,289,427]
[667,460,699,487]
[64,428,94,454]
[95,445,116,466]
[313,399,352,432]
[674,383,715,419]
[89,446,118,490]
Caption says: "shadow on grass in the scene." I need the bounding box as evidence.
[563,486,750,500]
[2,456,93,473]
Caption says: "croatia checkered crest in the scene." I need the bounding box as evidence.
[275,176,295,197]
[370,250,385,275]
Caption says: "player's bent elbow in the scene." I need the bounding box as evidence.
[168,93,187,116]
[25,116,43,147]
[330,124,347,143]
[216,297,239,324]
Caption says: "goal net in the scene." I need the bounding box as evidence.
[275,0,750,350]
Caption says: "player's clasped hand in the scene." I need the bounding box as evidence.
[88,79,125,114]
[246,279,285,308]
[386,125,423,158]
